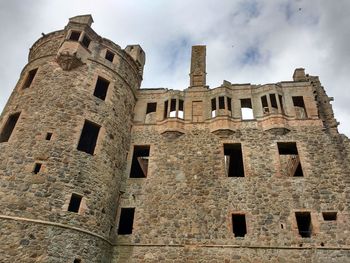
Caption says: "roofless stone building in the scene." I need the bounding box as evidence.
[0,15,349,263]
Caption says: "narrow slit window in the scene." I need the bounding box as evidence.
[69,31,81,41]
[227,97,232,111]
[81,35,91,49]
[105,50,115,62]
[77,120,101,155]
[232,214,247,237]
[45,132,53,141]
[93,77,109,101]
[23,68,38,89]
[170,99,176,117]
[292,96,307,119]
[118,208,135,235]
[270,94,278,109]
[178,99,184,119]
[261,95,269,114]
[211,98,216,118]
[322,212,337,221]
[0,112,21,143]
[295,212,312,237]
[240,98,254,120]
[130,145,150,178]
[219,96,225,109]
[164,100,168,119]
[68,193,83,213]
[277,142,304,177]
[224,144,245,177]
[33,163,42,174]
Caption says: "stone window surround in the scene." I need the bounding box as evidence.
[222,141,248,178]
[211,95,232,118]
[228,211,249,238]
[66,29,92,51]
[91,74,113,103]
[62,192,88,215]
[126,144,152,179]
[291,210,319,238]
[164,97,184,119]
[260,93,284,115]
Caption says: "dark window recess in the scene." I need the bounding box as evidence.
[105,50,115,62]
[164,100,168,119]
[211,98,216,111]
[279,95,284,113]
[219,96,225,109]
[68,193,83,213]
[322,212,337,221]
[73,259,82,263]
[170,99,176,116]
[227,97,232,111]
[293,96,307,118]
[277,142,304,177]
[69,31,81,41]
[77,120,101,155]
[118,208,135,235]
[224,144,245,177]
[261,96,268,108]
[295,212,312,238]
[23,68,38,89]
[240,98,254,120]
[179,100,184,111]
[130,145,150,178]
[0,112,21,143]
[232,214,247,237]
[146,102,157,114]
[241,98,252,109]
[270,94,278,108]
[93,77,109,100]
[81,35,91,48]
[45,132,53,141]
[33,163,42,174]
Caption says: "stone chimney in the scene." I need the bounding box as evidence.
[189,45,206,87]
[293,68,307,81]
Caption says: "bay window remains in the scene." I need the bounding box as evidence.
[211,96,232,118]
[163,98,184,119]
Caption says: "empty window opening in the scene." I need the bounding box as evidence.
[164,100,168,119]
[0,112,21,143]
[211,98,217,117]
[68,193,83,213]
[232,214,247,237]
[270,94,278,109]
[293,96,307,119]
[178,99,184,119]
[224,144,245,177]
[277,142,304,177]
[81,35,91,49]
[105,50,115,62]
[279,95,284,113]
[93,77,109,100]
[77,120,101,155]
[33,163,42,174]
[227,97,232,111]
[322,212,337,221]
[146,102,157,114]
[169,99,176,117]
[261,95,269,114]
[240,99,254,120]
[73,259,82,263]
[69,31,81,41]
[219,96,225,109]
[130,145,150,178]
[23,68,38,89]
[45,132,53,141]
[295,212,312,238]
[118,208,135,235]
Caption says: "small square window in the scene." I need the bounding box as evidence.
[69,31,81,41]
[105,50,115,62]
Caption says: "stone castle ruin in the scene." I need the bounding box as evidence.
[0,15,349,262]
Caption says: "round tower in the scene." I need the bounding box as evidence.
[0,15,144,262]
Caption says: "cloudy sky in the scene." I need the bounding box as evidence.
[0,0,349,135]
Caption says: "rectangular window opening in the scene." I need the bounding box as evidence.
[23,68,38,89]
[77,120,101,155]
[146,102,157,114]
[224,144,245,177]
[169,99,176,117]
[270,94,278,108]
[130,145,150,178]
[33,163,42,174]
[219,96,225,109]
[164,100,168,119]
[261,95,269,114]
[81,35,91,49]
[45,132,53,141]
[277,142,303,177]
[118,208,135,235]
[292,96,307,119]
[240,98,254,120]
[322,212,337,221]
[232,214,247,237]
[69,31,81,41]
[68,193,83,213]
[93,77,109,101]
[295,212,312,238]
[211,98,216,118]
[105,50,115,62]
[178,99,184,119]
[227,97,232,111]
[0,112,21,143]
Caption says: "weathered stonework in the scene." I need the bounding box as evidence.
[0,15,349,263]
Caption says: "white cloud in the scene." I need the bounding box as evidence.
[0,0,349,135]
